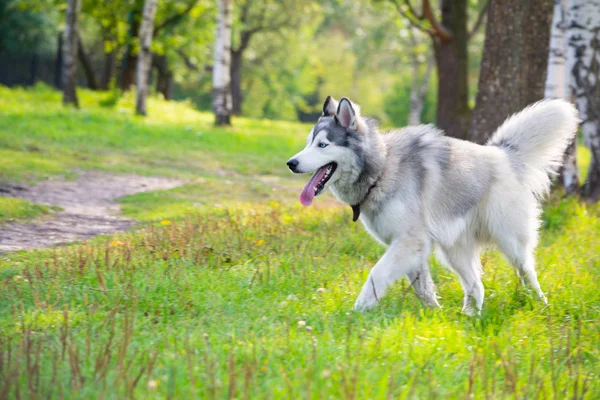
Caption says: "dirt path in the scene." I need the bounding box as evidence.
[0,172,184,253]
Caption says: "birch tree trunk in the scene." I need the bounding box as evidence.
[212,0,232,126]
[545,0,570,99]
[136,0,158,116]
[546,0,579,193]
[568,0,600,200]
[62,0,80,107]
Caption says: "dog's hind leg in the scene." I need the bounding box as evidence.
[353,231,431,312]
[494,233,548,305]
[406,263,440,308]
[488,200,548,305]
[438,242,484,315]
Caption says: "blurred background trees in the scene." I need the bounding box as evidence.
[0,0,443,123]
[0,0,598,199]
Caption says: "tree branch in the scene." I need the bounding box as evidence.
[176,48,213,72]
[239,0,252,24]
[402,0,423,19]
[246,42,279,67]
[232,2,293,54]
[154,0,199,35]
[468,1,489,39]
[423,0,452,42]
[176,49,197,71]
[390,0,433,37]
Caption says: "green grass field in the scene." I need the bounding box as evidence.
[0,86,598,398]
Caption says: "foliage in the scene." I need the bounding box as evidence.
[383,71,437,127]
[152,1,216,76]
[4,0,448,124]
[241,24,323,121]
[0,0,59,54]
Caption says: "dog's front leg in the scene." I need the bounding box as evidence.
[353,234,430,311]
[406,263,440,308]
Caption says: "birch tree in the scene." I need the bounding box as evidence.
[136,0,158,116]
[213,0,233,126]
[545,0,570,99]
[567,0,600,200]
[62,0,81,107]
[545,0,579,193]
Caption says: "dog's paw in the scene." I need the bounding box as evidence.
[461,305,480,317]
[423,297,441,308]
[353,295,378,312]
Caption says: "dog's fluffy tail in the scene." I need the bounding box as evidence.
[487,99,579,198]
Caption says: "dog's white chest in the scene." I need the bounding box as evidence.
[360,199,412,245]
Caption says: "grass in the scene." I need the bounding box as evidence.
[0,197,57,223]
[0,86,599,398]
[0,84,308,182]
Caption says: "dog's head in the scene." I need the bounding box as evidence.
[287,96,372,206]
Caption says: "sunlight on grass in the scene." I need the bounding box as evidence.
[0,197,57,223]
[0,84,308,181]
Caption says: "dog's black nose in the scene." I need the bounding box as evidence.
[287,159,299,172]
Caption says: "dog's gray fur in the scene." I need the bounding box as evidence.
[288,97,578,314]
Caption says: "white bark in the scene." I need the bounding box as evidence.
[136,0,158,116]
[62,0,80,107]
[567,0,600,198]
[546,0,579,192]
[545,0,570,99]
[212,0,233,125]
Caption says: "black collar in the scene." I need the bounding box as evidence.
[350,181,378,222]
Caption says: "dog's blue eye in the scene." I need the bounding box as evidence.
[318,143,328,148]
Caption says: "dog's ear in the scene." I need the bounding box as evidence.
[322,96,338,117]
[336,97,358,130]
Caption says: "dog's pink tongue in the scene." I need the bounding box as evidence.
[300,166,328,206]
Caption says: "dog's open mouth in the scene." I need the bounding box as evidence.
[300,162,337,206]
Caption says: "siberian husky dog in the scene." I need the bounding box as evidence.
[287,96,578,314]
